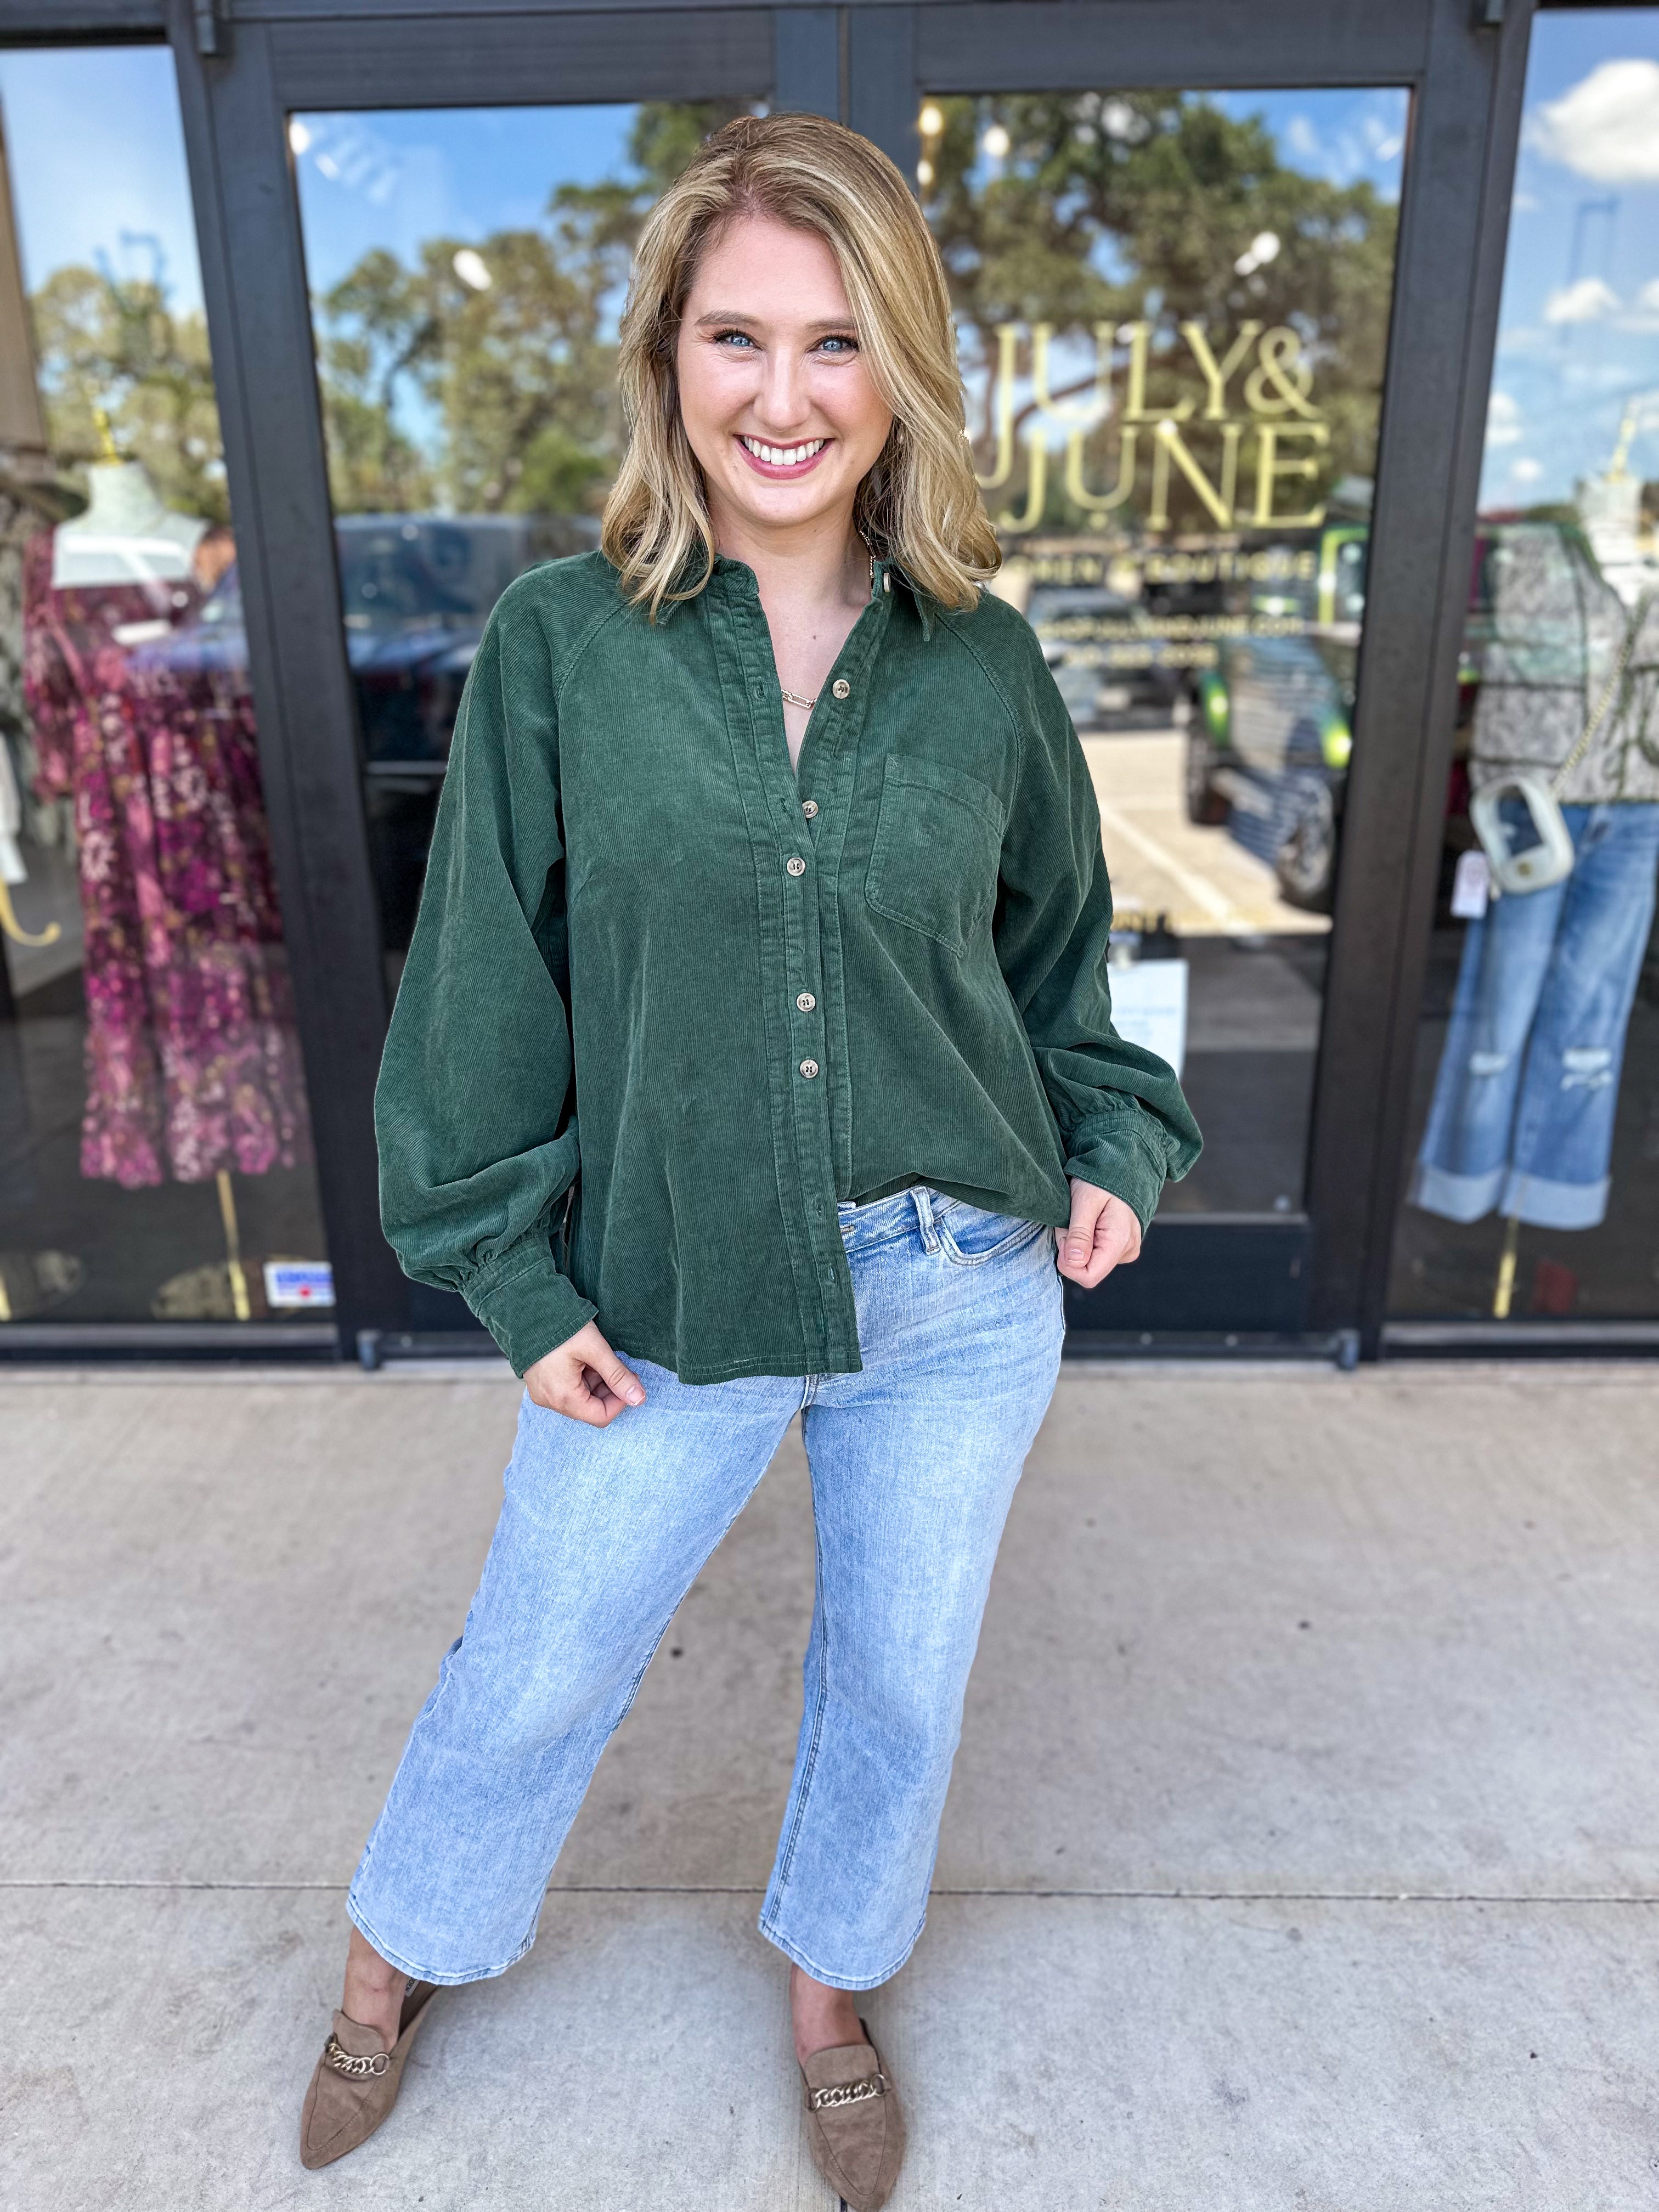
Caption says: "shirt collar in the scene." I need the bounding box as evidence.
[870,555,935,640]
[657,546,935,640]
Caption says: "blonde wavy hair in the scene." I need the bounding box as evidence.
[600,110,1001,619]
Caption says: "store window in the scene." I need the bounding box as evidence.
[918,87,1407,1212]
[290,100,757,979]
[0,47,330,1327]
[1388,9,1659,1326]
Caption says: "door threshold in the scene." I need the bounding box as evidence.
[1384,1320,1659,1359]
[1063,1329,1359,1369]
[0,1322,338,1362]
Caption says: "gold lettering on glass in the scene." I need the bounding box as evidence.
[975,317,1329,535]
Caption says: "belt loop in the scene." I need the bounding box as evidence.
[911,1184,940,1253]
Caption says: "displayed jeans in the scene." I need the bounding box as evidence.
[1412,803,1659,1230]
[346,1182,1066,1992]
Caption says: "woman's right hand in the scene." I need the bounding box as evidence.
[524,1321,647,1426]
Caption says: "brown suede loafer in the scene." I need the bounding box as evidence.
[799,2018,905,2211]
[299,1976,438,2170]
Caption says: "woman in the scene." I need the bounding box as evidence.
[300,110,1200,2206]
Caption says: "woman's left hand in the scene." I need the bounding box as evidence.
[1056,1180,1143,1287]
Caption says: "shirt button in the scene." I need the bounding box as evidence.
[786,855,806,877]
[832,678,850,699]
[796,991,816,1011]
[801,798,820,818]
[799,1058,820,1079]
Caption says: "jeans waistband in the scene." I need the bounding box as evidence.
[837,1184,943,1255]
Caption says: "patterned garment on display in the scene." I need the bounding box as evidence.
[20,531,311,1189]
[1469,523,1659,805]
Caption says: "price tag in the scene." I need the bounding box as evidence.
[1451,849,1491,920]
[263,1261,336,1308]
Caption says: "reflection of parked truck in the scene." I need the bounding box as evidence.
[1183,523,1366,912]
[136,512,599,949]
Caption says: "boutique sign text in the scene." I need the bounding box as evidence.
[975,320,1330,534]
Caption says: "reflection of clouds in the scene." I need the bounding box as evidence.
[1486,391,1522,447]
[1527,58,1659,184]
[1285,114,1320,161]
[292,114,404,206]
[1544,276,1620,325]
[1272,97,1404,192]
[1575,364,1655,397]
[292,116,479,293]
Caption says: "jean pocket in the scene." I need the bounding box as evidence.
[933,1196,1049,1267]
[865,754,1007,957]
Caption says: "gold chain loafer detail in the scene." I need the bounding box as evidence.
[299,1976,438,2170]
[799,2019,905,2212]
[321,2033,391,2080]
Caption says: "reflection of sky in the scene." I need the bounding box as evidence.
[291,105,647,465]
[1481,10,1659,516]
[1210,88,1407,200]
[292,105,639,294]
[0,47,205,315]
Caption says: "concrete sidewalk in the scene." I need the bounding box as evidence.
[3,1359,1657,2209]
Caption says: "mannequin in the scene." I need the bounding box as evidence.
[1410,521,1659,1312]
[50,456,205,589]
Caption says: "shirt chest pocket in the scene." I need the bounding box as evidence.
[864,754,1007,958]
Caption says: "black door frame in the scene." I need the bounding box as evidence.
[0,0,1537,1362]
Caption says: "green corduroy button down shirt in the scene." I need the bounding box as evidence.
[374,547,1202,1382]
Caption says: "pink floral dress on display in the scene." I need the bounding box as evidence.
[21,531,312,1189]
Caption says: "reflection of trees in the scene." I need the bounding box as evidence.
[30,267,228,518]
[23,95,1395,544]
[315,102,751,517]
[926,93,1398,533]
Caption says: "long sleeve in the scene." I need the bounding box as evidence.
[992,627,1202,1230]
[374,586,597,1373]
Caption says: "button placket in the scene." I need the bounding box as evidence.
[710,586,844,1362]
[729,571,891,1350]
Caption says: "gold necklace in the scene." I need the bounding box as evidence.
[778,555,877,712]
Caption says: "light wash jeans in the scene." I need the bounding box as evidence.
[1412,803,1659,1229]
[346,1183,1066,1991]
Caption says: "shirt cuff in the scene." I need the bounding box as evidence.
[463,1240,599,1377]
[1062,1108,1171,1233]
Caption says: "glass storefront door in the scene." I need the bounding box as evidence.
[0,2,1527,1359]
[1387,7,1659,1339]
[915,83,1408,1329]
[0,46,332,1334]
